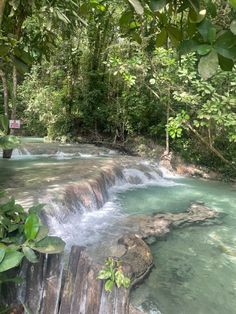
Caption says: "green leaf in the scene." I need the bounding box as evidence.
[197,20,214,41]
[167,26,182,47]
[0,251,24,272]
[215,31,236,49]
[33,236,65,254]
[119,11,133,27]
[123,277,131,288]
[23,246,38,263]
[0,115,9,133]
[198,50,219,80]
[0,135,20,149]
[197,44,212,55]
[150,0,166,12]
[24,213,40,240]
[128,0,144,15]
[208,27,216,44]
[115,270,124,288]
[97,269,112,280]
[230,20,236,35]
[215,46,236,60]
[229,0,236,8]
[178,39,198,54]
[34,225,49,242]
[104,279,114,292]
[156,29,167,47]
[218,55,234,71]
[0,248,5,264]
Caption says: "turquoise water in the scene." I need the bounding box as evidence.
[118,178,236,314]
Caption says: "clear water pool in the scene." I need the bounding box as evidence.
[118,178,236,314]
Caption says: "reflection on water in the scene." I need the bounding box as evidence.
[121,178,236,314]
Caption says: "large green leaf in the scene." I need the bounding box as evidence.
[24,213,40,240]
[167,25,182,47]
[218,55,234,71]
[0,248,5,264]
[34,225,49,242]
[156,29,167,47]
[198,50,219,80]
[208,27,216,44]
[197,44,212,55]
[0,251,24,272]
[23,246,38,263]
[128,0,144,15]
[197,20,214,42]
[215,31,236,49]
[33,236,65,254]
[215,46,236,60]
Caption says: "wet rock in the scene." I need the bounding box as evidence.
[130,203,219,239]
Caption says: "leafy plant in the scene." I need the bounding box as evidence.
[97,257,131,292]
[0,192,65,276]
[0,115,21,150]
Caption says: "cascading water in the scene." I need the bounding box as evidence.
[1,139,235,314]
[45,161,181,252]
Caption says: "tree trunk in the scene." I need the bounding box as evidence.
[0,69,12,159]
[11,65,17,121]
[0,0,7,30]
[0,68,8,117]
[3,149,13,158]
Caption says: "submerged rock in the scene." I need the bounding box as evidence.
[129,203,219,239]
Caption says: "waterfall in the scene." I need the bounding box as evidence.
[11,147,31,158]
[44,162,181,250]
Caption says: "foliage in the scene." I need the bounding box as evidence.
[0,115,20,150]
[0,193,65,280]
[97,257,131,292]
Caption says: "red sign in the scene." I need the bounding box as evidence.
[9,120,21,129]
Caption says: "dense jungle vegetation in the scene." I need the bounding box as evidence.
[0,0,236,175]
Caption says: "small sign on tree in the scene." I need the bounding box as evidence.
[9,120,21,129]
